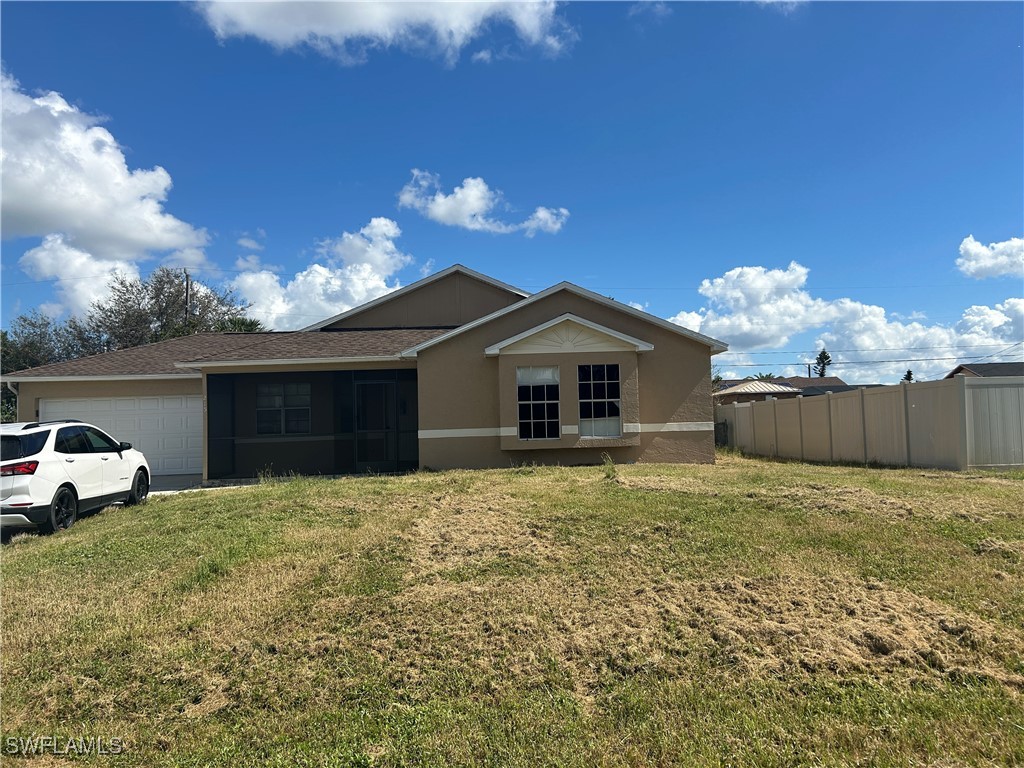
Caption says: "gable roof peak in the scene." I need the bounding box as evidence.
[400,278,728,357]
[301,263,528,331]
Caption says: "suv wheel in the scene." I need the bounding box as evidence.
[43,487,77,534]
[126,470,149,506]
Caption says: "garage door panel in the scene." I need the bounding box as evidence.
[41,395,202,476]
[139,416,161,432]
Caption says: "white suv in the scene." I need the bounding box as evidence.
[1,420,151,533]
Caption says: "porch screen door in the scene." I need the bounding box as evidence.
[355,381,398,472]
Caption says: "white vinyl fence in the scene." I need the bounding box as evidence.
[715,375,1024,470]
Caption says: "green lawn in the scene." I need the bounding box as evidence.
[2,454,1022,766]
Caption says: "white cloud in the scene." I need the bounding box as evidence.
[628,2,672,20]
[198,1,573,66]
[230,217,412,330]
[956,235,1024,279]
[522,206,570,237]
[472,49,494,64]
[669,260,1023,383]
[1,72,206,259]
[237,236,264,251]
[19,234,140,317]
[317,216,413,275]
[398,169,569,236]
[755,0,806,15]
[1,71,207,315]
[673,261,830,349]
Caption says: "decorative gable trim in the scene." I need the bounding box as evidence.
[400,282,728,358]
[484,314,654,357]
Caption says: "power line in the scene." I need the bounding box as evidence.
[717,342,1014,356]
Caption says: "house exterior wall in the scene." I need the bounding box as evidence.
[14,378,202,422]
[416,290,715,469]
[323,272,522,330]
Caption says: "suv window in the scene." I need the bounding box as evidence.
[1,430,51,460]
[55,426,92,455]
[81,426,121,452]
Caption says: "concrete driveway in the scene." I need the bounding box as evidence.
[150,474,204,493]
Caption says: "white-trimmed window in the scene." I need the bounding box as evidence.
[257,382,311,435]
[517,366,560,440]
[578,364,621,438]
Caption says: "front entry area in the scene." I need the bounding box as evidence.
[206,369,418,479]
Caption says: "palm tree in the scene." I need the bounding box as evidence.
[216,317,267,333]
[744,372,776,381]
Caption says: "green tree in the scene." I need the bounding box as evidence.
[84,267,257,350]
[813,348,832,377]
[902,370,914,382]
[1,270,262,374]
[744,372,777,381]
[215,316,267,333]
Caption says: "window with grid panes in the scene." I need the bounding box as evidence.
[256,382,311,435]
[516,366,560,440]
[578,364,621,437]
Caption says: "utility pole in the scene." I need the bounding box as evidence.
[806,363,811,378]
[184,268,191,332]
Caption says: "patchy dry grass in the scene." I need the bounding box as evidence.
[1,454,1022,766]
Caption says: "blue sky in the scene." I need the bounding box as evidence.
[2,1,1021,382]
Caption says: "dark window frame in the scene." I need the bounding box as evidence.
[256,382,312,435]
[578,363,622,438]
[516,366,560,441]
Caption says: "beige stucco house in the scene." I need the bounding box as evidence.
[5,266,728,480]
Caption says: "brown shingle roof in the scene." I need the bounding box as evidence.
[3,329,450,379]
[4,334,262,378]
[180,328,449,365]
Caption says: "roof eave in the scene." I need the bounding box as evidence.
[2,373,202,383]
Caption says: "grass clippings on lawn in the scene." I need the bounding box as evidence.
[1,454,1022,767]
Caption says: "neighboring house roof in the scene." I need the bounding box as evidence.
[776,376,848,390]
[713,380,802,397]
[944,362,1024,378]
[400,281,729,357]
[799,384,884,397]
[177,328,449,368]
[301,264,528,331]
[2,333,265,380]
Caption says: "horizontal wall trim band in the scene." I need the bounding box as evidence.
[419,427,518,439]
[419,422,713,439]
[623,422,714,433]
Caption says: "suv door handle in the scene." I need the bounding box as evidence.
[101,457,110,461]
[65,458,75,463]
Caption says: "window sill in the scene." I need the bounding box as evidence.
[573,435,640,449]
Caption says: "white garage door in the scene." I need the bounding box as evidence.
[40,396,203,476]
